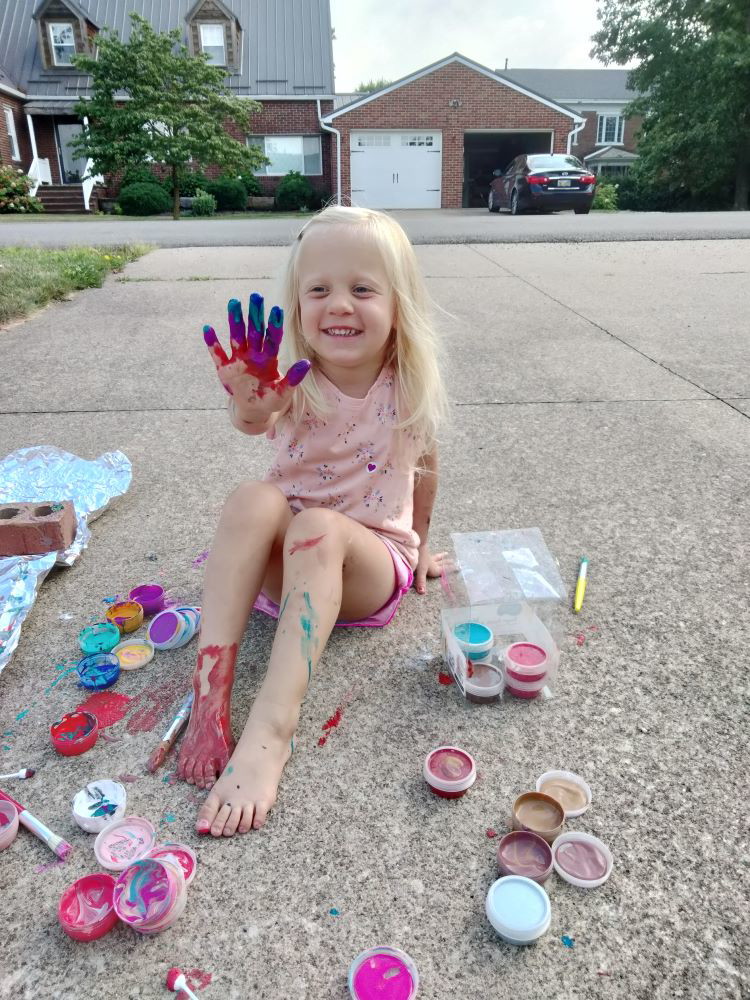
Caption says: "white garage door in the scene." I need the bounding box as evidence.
[350,131,442,209]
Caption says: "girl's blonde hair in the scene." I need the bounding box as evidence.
[278,205,447,453]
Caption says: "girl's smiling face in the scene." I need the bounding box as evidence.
[297,224,395,386]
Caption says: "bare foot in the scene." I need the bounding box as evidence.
[195,700,296,836]
[177,643,237,789]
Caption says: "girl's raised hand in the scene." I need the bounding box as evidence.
[203,293,311,423]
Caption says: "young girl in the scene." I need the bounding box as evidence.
[177,205,448,838]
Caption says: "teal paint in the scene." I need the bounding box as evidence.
[278,590,291,621]
[300,591,318,684]
[561,935,575,949]
[15,709,29,721]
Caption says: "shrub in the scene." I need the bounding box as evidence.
[592,181,618,211]
[190,190,217,217]
[274,170,315,211]
[0,166,44,213]
[237,173,263,196]
[205,177,247,211]
[117,182,171,216]
[120,163,166,191]
[175,170,209,197]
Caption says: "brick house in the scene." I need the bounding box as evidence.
[502,68,641,179]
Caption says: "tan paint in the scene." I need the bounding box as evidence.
[512,792,564,844]
[539,777,588,814]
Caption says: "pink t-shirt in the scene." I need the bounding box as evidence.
[265,366,420,569]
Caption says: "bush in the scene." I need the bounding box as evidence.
[205,177,247,211]
[175,170,209,197]
[592,181,618,211]
[0,166,44,213]
[120,164,166,191]
[117,182,171,216]
[237,173,263,196]
[274,170,315,211]
[190,190,217,217]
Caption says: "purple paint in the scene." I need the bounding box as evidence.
[149,611,181,645]
[350,949,417,1000]
[192,549,210,569]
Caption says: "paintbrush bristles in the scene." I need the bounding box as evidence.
[0,767,36,780]
[166,969,199,999]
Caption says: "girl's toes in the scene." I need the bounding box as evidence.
[252,799,272,830]
[196,791,221,834]
[238,805,255,834]
[222,806,243,837]
[211,801,233,837]
[199,760,216,789]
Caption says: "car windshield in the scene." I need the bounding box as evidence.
[528,156,584,170]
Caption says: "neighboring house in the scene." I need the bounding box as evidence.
[502,68,641,178]
[0,0,335,211]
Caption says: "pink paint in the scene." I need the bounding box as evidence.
[423,746,476,799]
[118,774,140,783]
[437,670,454,686]
[58,873,118,941]
[351,951,416,1000]
[506,642,546,667]
[575,633,586,646]
[35,859,66,874]
[288,533,325,555]
[555,839,609,881]
[177,968,213,998]
[192,548,210,569]
[76,691,132,729]
[486,828,498,839]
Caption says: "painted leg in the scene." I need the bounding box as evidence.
[177,482,292,789]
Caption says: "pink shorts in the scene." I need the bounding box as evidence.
[253,532,414,628]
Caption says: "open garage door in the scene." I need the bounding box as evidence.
[463,131,552,207]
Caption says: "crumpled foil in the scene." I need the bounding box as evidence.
[0,446,132,674]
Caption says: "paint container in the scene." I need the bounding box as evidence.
[128,584,165,616]
[453,622,494,660]
[94,816,158,871]
[106,600,144,634]
[348,946,419,1000]
[72,780,127,834]
[58,873,119,941]
[113,857,187,934]
[77,652,121,690]
[112,638,155,671]
[464,660,504,704]
[148,607,201,651]
[536,770,592,818]
[496,830,553,884]
[485,876,551,945]
[551,832,613,889]
[423,746,476,799]
[79,622,121,655]
[50,711,99,757]
[148,843,197,886]
[503,642,549,698]
[511,792,565,844]
[0,799,20,850]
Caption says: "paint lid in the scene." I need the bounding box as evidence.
[148,610,189,650]
[72,780,127,834]
[453,621,494,656]
[58,873,119,942]
[113,857,187,933]
[0,800,20,850]
[348,946,419,1000]
[79,622,121,655]
[148,843,197,886]
[496,830,553,884]
[536,770,592,818]
[485,876,551,945]
[50,710,99,757]
[423,746,476,794]
[551,832,613,889]
[77,652,121,690]
[112,638,155,671]
[94,815,157,871]
[464,661,504,697]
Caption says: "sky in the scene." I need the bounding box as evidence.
[330,0,610,93]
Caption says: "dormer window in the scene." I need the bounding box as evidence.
[199,23,226,65]
[49,22,76,65]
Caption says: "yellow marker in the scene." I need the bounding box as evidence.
[573,557,589,613]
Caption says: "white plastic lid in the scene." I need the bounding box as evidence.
[464,661,504,696]
[72,780,127,834]
[485,876,551,944]
[423,746,476,793]
[552,831,612,888]
[94,816,157,871]
[112,639,155,671]
[536,770,592,818]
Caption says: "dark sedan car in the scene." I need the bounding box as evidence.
[489,154,596,215]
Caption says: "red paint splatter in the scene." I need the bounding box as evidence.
[486,829,498,838]
[178,969,212,997]
[118,773,140,783]
[317,702,347,747]
[288,534,326,556]
[574,633,586,647]
[437,671,454,685]
[588,625,599,631]
[597,972,612,977]
[126,676,187,734]
[75,691,132,729]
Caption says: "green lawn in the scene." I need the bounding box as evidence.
[0,210,305,222]
[0,244,152,325]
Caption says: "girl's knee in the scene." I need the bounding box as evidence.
[284,508,344,551]
[223,481,288,526]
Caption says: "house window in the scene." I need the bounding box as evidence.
[401,134,434,147]
[3,107,20,160]
[596,115,624,145]
[247,135,322,175]
[49,22,76,65]
[200,24,226,65]
[355,134,391,147]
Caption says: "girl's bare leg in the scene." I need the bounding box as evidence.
[177,482,293,788]
[195,506,396,837]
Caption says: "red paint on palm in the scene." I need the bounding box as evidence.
[177,643,238,782]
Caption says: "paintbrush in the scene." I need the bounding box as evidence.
[0,788,73,860]
[146,691,194,773]
[166,968,200,1000]
[0,767,36,780]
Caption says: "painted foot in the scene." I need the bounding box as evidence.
[177,705,235,790]
[195,704,295,836]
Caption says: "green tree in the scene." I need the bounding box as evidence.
[354,78,395,92]
[592,1,750,210]
[70,13,267,218]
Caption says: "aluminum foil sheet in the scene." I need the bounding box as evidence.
[0,446,132,674]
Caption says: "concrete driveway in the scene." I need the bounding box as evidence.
[0,239,748,999]
[1,208,750,248]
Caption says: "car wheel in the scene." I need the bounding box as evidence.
[574,207,591,215]
[510,190,521,215]
[488,192,500,213]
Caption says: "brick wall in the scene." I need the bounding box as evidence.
[331,63,579,207]
[573,110,642,159]
[0,94,32,170]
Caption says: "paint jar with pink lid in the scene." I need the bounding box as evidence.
[348,946,419,1000]
[0,800,20,850]
[94,815,158,871]
[423,746,476,799]
[496,830,553,884]
[503,642,549,698]
[551,831,613,888]
[58,873,119,941]
[113,856,188,934]
[511,791,565,844]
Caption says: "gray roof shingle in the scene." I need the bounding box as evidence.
[501,68,638,102]
[0,0,334,98]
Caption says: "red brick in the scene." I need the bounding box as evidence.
[0,500,76,556]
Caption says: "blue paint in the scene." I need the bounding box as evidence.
[226,765,234,774]
[278,590,290,621]
[454,622,492,646]
[561,935,575,949]
[101,595,119,604]
[329,908,340,916]
[44,661,78,695]
[300,591,318,684]
[15,709,29,721]
[164,813,176,823]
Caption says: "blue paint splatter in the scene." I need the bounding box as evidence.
[561,935,575,949]
[329,908,339,916]
[43,663,78,695]
[300,591,318,684]
[16,709,29,721]
[101,595,119,604]
[226,765,234,774]
[164,813,176,823]
[278,590,290,621]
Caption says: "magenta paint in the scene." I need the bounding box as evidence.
[128,584,165,616]
[496,831,553,884]
[423,746,476,798]
[58,873,118,941]
[349,947,418,1000]
[504,642,548,681]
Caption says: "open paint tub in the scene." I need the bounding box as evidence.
[58,873,119,941]
[348,946,419,1000]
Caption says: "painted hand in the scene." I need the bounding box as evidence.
[414,546,448,595]
[203,293,311,422]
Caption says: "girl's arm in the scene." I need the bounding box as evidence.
[412,446,445,594]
